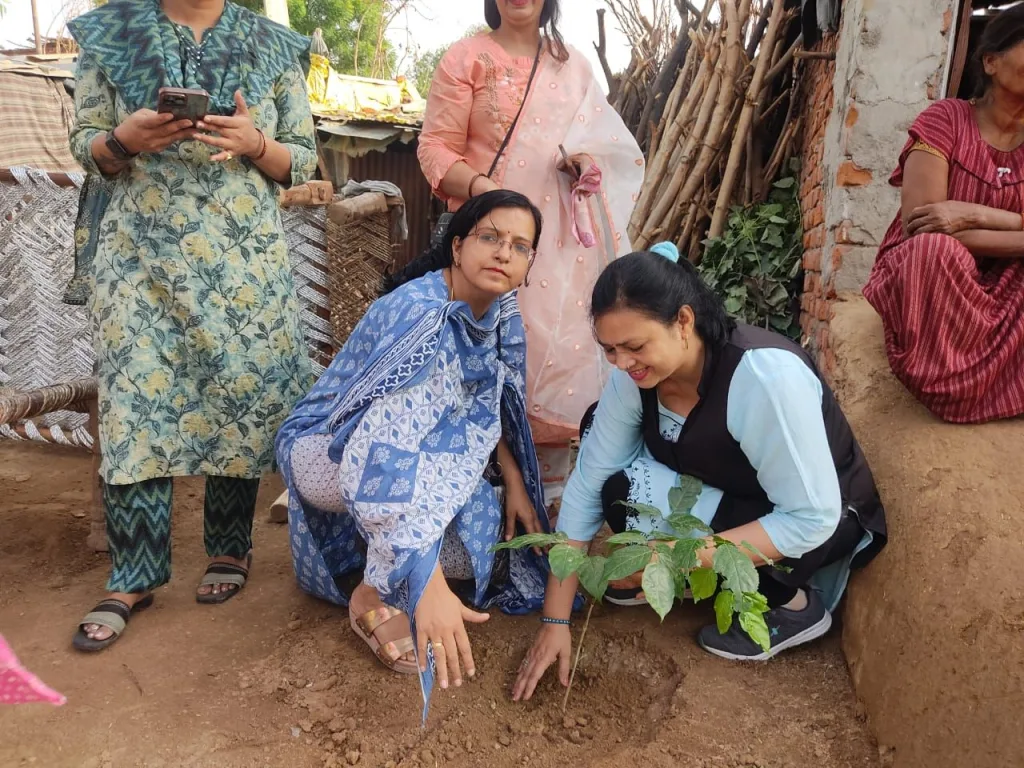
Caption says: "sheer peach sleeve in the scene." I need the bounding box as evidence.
[417,49,475,202]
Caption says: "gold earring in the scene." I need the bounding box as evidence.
[684,335,689,350]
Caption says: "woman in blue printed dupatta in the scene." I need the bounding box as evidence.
[276,190,554,711]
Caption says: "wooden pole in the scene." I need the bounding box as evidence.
[30,0,44,54]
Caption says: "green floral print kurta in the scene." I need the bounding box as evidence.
[69,48,316,485]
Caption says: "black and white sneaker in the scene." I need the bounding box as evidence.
[697,588,832,661]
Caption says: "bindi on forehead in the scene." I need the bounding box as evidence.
[476,220,533,244]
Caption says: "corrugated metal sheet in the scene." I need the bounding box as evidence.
[347,139,438,272]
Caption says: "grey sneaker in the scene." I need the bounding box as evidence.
[697,588,832,661]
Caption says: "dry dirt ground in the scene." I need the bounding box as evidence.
[1,440,881,768]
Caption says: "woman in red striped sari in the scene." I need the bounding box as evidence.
[863,4,1024,423]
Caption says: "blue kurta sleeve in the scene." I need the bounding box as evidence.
[726,348,843,558]
[556,370,645,542]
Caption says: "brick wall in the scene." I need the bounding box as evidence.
[795,0,955,380]
[797,34,838,379]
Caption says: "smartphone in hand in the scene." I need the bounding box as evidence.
[157,87,210,124]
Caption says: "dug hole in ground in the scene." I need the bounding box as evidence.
[0,296,1019,767]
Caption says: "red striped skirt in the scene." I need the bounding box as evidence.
[863,233,1024,423]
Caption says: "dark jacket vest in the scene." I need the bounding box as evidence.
[639,324,887,578]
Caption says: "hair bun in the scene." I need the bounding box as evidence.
[650,241,680,263]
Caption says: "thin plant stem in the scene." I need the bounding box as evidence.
[562,601,595,714]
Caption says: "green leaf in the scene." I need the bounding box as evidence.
[641,560,676,621]
[773,176,796,189]
[667,513,713,536]
[673,568,690,600]
[740,610,771,653]
[687,567,718,602]
[605,531,649,546]
[577,555,609,602]
[649,531,681,542]
[714,589,735,634]
[739,540,776,566]
[669,538,703,572]
[768,215,789,225]
[669,475,703,513]
[652,542,675,560]
[712,542,759,596]
[766,284,789,306]
[614,500,663,520]
[548,544,586,582]
[736,590,769,615]
[491,532,567,551]
[602,544,653,582]
[724,296,743,314]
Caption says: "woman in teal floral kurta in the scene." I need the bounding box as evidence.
[67,0,316,651]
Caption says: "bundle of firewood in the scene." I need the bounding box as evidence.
[604,0,808,261]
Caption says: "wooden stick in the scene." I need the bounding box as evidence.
[594,8,618,99]
[654,0,745,241]
[637,11,692,148]
[760,33,802,93]
[709,0,786,238]
[0,167,78,187]
[756,87,790,127]
[635,29,725,244]
[561,601,595,714]
[794,50,836,61]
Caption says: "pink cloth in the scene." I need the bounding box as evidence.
[0,634,66,706]
[570,161,603,248]
[418,34,645,466]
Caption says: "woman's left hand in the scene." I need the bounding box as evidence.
[414,570,490,689]
[556,152,594,182]
[194,90,263,163]
[503,475,543,547]
[906,201,977,236]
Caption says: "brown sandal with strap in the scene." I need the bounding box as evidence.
[348,604,418,675]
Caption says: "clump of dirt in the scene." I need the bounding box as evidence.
[0,440,880,768]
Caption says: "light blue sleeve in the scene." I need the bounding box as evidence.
[556,370,645,542]
[726,348,842,559]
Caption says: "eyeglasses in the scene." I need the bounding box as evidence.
[465,230,536,260]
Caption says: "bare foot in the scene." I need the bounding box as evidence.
[350,580,415,663]
[81,591,149,642]
[196,554,250,598]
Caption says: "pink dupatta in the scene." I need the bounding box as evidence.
[495,48,644,446]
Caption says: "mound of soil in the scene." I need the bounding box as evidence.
[0,440,879,768]
[831,295,1024,768]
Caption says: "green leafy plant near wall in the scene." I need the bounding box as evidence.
[698,172,804,339]
[496,475,780,707]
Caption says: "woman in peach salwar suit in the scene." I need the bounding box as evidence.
[417,0,644,498]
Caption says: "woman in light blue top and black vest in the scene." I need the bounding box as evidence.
[512,242,887,700]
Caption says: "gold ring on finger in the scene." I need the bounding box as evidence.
[225,151,234,161]
[432,640,444,649]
